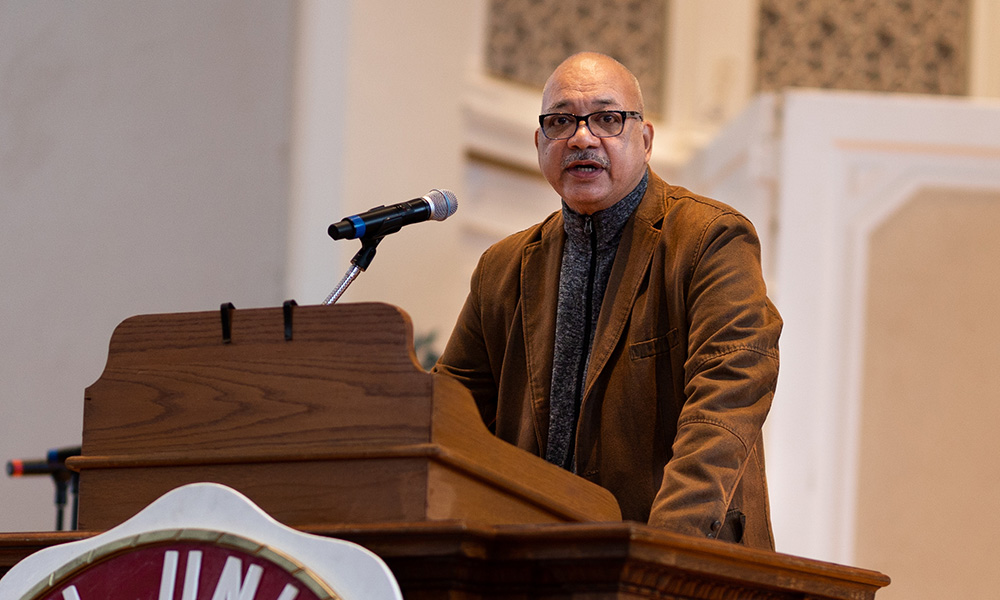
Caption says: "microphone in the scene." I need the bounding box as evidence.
[328,189,458,240]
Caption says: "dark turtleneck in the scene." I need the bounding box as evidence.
[545,171,648,471]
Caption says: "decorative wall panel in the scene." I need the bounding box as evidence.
[484,0,667,114]
[756,0,970,95]
[856,188,1000,599]
[678,89,1000,567]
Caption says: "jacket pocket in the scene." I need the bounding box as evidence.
[628,329,679,360]
[718,508,746,544]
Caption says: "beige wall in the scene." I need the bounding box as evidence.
[0,0,294,530]
[0,0,480,532]
[857,187,1000,599]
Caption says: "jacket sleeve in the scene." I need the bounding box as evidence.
[647,210,781,542]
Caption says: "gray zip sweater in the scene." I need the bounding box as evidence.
[546,172,648,470]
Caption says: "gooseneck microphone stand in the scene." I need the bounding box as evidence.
[323,198,403,309]
[323,233,385,306]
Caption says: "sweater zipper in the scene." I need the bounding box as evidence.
[579,216,597,383]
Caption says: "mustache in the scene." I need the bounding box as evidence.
[561,151,610,170]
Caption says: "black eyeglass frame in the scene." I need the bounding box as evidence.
[538,110,643,140]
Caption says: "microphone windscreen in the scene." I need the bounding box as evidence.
[424,189,458,222]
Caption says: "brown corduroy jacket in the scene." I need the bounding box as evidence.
[434,170,782,548]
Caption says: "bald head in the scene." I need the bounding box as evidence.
[542,52,645,116]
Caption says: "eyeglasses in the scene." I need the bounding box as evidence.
[538,110,643,140]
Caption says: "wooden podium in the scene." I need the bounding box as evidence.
[0,303,890,599]
[69,302,620,530]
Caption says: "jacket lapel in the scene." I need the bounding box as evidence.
[520,213,565,451]
[583,172,666,400]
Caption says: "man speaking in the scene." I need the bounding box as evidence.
[434,52,782,549]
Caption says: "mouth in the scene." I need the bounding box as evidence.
[569,162,603,173]
[563,155,610,178]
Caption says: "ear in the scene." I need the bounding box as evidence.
[534,127,541,149]
[642,121,654,162]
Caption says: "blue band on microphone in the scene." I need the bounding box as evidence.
[348,215,366,238]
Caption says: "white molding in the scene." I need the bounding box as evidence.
[461,70,542,172]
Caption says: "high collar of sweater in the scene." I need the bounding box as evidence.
[561,171,648,248]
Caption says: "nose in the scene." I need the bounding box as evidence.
[567,118,600,148]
